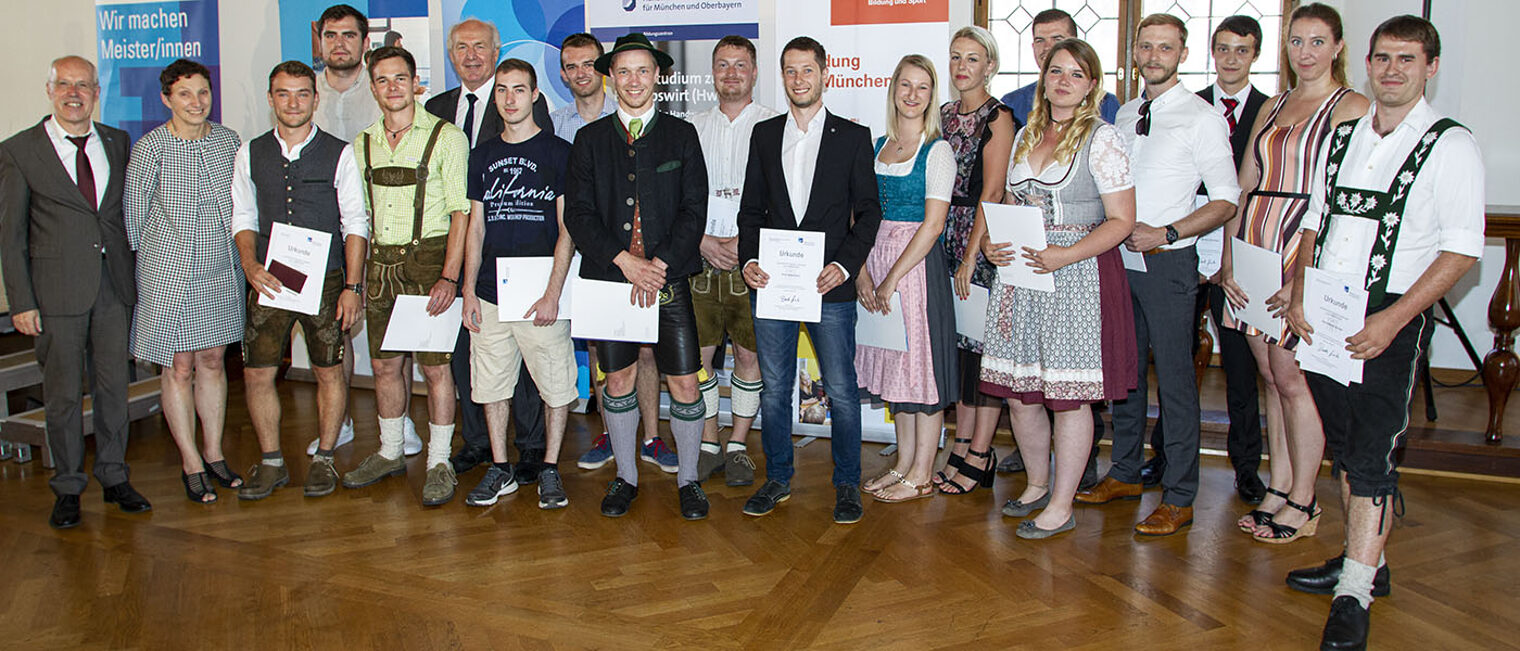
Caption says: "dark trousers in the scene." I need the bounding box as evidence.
[1111,247,1201,506]
[451,325,544,457]
[1147,283,1263,475]
[38,261,132,496]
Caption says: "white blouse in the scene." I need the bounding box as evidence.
[875,137,955,203]
[1007,123,1133,194]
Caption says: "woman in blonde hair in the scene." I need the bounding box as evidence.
[856,54,959,502]
[978,39,1136,538]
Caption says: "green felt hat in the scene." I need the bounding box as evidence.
[594,32,675,75]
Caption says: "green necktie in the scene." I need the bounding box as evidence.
[628,117,643,140]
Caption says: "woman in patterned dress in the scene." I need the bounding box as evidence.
[1219,3,1368,543]
[856,54,959,502]
[931,26,1016,495]
[978,39,1136,538]
[124,59,245,503]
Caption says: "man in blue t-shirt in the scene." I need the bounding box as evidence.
[459,59,578,510]
[1000,8,1119,126]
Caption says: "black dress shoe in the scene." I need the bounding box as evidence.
[1320,596,1369,650]
[1287,555,1391,597]
[678,483,710,520]
[50,494,81,529]
[1235,471,1267,505]
[742,479,790,516]
[600,478,638,517]
[449,446,492,474]
[1138,457,1164,488]
[833,484,863,524]
[102,482,152,513]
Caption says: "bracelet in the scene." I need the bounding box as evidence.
[440,275,459,286]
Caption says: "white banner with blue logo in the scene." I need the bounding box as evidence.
[586,0,758,42]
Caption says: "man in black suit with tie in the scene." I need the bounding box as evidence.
[737,36,881,524]
[423,17,553,484]
[0,55,152,528]
[1140,15,1269,504]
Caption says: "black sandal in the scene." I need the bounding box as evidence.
[204,458,244,489]
[183,471,217,503]
[932,437,972,485]
[938,448,996,495]
[1238,487,1289,533]
[1252,497,1321,544]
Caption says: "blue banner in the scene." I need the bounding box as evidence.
[95,0,220,142]
[441,0,584,111]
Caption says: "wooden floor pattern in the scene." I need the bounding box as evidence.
[1,381,1518,649]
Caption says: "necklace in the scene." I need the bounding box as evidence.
[170,121,208,140]
[385,122,412,138]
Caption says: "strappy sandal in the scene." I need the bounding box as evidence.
[872,477,935,503]
[204,458,244,489]
[862,469,905,494]
[932,437,973,485]
[1238,487,1290,533]
[1252,497,1321,544]
[939,448,996,495]
[183,471,217,503]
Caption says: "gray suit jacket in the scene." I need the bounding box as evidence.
[0,117,136,316]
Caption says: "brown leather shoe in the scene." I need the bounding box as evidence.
[1074,477,1143,504]
[1135,503,1194,536]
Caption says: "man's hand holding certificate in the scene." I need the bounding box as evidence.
[1294,268,1368,386]
[256,222,331,316]
[752,228,825,322]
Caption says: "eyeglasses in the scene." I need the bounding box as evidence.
[50,80,98,92]
[1135,100,1152,136]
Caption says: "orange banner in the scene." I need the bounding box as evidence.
[830,0,948,26]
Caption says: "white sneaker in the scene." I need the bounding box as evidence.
[403,417,423,456]
[306,418,357,455]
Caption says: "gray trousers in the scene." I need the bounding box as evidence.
[1109,246,1201,506]
[36,260,132,496]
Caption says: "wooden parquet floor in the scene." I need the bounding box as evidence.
[1,381,1518,650]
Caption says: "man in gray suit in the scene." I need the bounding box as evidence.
[0,55,150,528]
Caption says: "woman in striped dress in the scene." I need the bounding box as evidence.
[1218,3,1368,542]
[124,59,245,503]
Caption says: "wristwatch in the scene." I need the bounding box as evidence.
[1164,225,1179,244]
[344,282,363,294]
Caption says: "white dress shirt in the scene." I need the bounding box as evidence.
[691,101,780,236]
[552,94,618,139]
[1300,98,1485,295]
[782,107,827,225]
[453,82,490,147]
[230,126,370,247]
[314,66,382,143]
[1115,82,1241,249]
[1211,82,1251,127]
[44,116,108,208]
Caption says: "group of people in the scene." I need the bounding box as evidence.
[0,4,1485,648]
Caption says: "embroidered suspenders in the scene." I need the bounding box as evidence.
[361,119,448,248]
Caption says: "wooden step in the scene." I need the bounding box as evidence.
[1,376,162,468]
[0,350,41,393]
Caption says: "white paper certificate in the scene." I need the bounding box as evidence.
[569,279,657,342]
[495,257,572,322]
[380,295,462,352]
[706,195,741,238]
[982,202,1056,292]
[1196,225,1224,278]
[1230,237,1284,336]
[755,228,824,322]
[856,294,907,351]
[1119,246,1148,272]
[1296,268,1368,386]
[953,281,989,344]
[259,222,332,316]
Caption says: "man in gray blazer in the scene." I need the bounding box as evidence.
[0,55,150,528]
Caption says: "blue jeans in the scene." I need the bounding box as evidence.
[751,298,862,487]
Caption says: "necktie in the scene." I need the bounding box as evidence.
[462,94,478,147]
[66,135,96,211]
[1222,97,1240,134]
[626,117,644,257]
[628,117,643,140]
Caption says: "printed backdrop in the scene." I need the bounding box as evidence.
[95,0,221,141]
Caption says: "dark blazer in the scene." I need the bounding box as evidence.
[737,110,881,303]
[424,86,553,146]
[0,117,135,316]
[564,111,707,283]
[1197,84,1269,172]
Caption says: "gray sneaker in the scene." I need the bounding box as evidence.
[696,448,725,482]
[304,456,338,497]
[342,453,406,489]
[465,465,518,507]
[421,463,457,506]
[537,467,568,510]
[724,449,756,487]
[237,463,289,500]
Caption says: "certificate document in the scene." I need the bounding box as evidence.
[1119,246,1148,272]
[706,195,741,238]
[570,278,657,342]
[1196,225,1224,278]
[755,228,824,322]
[259,222,332,316]
[982,203,1055,292]
[380,295,462,352]
[1296,267,1368,386]
[1230,237,1284,336]
[856,294,907,351]
[953,281,989,344]
[495,257,572,322]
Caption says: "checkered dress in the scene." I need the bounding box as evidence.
[123,123,245,366]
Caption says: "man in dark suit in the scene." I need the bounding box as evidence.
[423,17,552,484]
[1140,15,1269,505]
[0,55,151,528]
[736,36,881,525]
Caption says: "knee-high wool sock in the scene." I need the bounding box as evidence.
[670,396,705,487]
[603,389,641,486]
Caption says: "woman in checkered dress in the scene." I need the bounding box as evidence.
[123,59,245,503]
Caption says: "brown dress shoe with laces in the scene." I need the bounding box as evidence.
[1074,477,1143,504]
[1135,503,1194,536]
